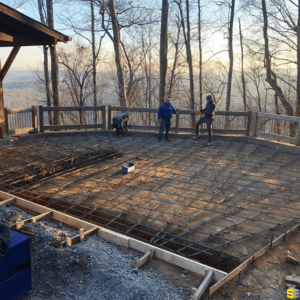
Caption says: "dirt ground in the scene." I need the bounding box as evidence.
[1,133,300,298]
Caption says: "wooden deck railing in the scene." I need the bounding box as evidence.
[39,105,106,132]
[4,107,37,135]
[108,105,252,136]
[252,112,300,146]
[2,105,300,146]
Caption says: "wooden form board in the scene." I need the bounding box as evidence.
[209,223,300,296]
[0,190,227,282]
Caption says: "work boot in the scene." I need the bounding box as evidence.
[206,141,213,146]
[159,139,162,143]
[193,135,199,140]
[165,139,171,142]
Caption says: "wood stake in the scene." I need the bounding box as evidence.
[191,270,214,300]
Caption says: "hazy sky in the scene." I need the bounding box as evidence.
[0,0,229,72]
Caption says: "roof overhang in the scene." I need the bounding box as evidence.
[0,2,72,47]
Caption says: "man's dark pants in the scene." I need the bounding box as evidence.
[113,119,120,136]
[195,116,214,142]
[159,119,171,141]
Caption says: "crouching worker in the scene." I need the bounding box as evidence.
[157,98,177,143]
[113,112,129,136]
[194,95,215,146]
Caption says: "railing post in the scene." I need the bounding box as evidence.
[251,111,258,137]
[101,105,106,130]
[0,127,3,139]
[296,118,300,146]
[32,106,38,133]
[38,105,44,133]
[176,109,180,133]
[4,108,8,136]
[246,110,252,136]
[108,105,112,130]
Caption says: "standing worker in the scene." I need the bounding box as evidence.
[113,112,129,136]
[157,98,177,143]
[194,95,216,146]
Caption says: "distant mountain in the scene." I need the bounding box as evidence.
[3,81,35,89]
[3,68,34,83]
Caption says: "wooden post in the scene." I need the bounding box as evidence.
[246,110,252,136]
[4,108,8,136]
[175,109,180,133]
[38,106,44,133]
[191,270,214,300]
[101,105,106,130]
[32,106,38,133]
[251,111,258,137]
[0,127,2,139]
[296,119,300,146]
[108,105,112,130]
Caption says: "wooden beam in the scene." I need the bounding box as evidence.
[257,112,299,123]
[296,120,300,146]
[0,46,20,81]
[256,131,296,144]
[0,60,5,136]
[132,249,155,269]
[0,197,16,206]
[61,227,98,247]
[192,270,214,300]
[9,211,53,229]
[0,190,227,282]
[44,124,104,131]
[209,223,300,296]
[0,3,71,43]
[0,31,13,42]
[6,107,33,114]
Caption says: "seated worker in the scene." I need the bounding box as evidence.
[193,95,216,146]
[113,112,129,136]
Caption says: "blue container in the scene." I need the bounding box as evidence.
[0,230,32,300]
[122,163,135,174]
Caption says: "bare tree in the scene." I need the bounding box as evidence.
[159,0,169,105]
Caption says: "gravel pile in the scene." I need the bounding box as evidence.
[0,206,189,300]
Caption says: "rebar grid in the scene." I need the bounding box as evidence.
[1,135,300,271]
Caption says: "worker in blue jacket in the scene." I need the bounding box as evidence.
[157,98,177,143]
[194,95,216,146]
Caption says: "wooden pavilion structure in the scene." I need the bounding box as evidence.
[0,2,71,138]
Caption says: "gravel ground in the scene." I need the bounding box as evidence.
[0,206,190,300]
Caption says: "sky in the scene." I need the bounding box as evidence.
[0,0,230,72]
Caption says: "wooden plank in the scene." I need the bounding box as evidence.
[296,120,300,146]
[9,211,53,229]
[111,106,157,113]
[246,111,252,136]
[0,197,16,206]
[9,127,34,135]
[179,110,249,116]
[0,3,71,43]
[0,46,20,81]
[251,111,258,137]
[42,106,105,112]
[132,249,155,269]
[0,190,227,282]
[44,124,104,131]
[192,270,214,300]
[257,113,299,123]
[108,105,112,130]
[175,109,180,133]
[179,127,247,135]
[61,227,98,247]
[209,223,300,296]
[101,106,106,130]
[32,106,38,133]
[6,107,33,114]
[38,105,44,133]
[256,131,296,144]
[4,108,8,134]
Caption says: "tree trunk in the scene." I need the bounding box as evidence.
[185,0,195,125]
[38,0,52,126]
[198,0,203,110]
[297,0,300,117]
[239,18,247,127]
[261,0,295,136]
[225,0,235,129]
[91,0,98,124]
[46,0,61,125]
[108,0,127,107]
[159,0,169,105]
